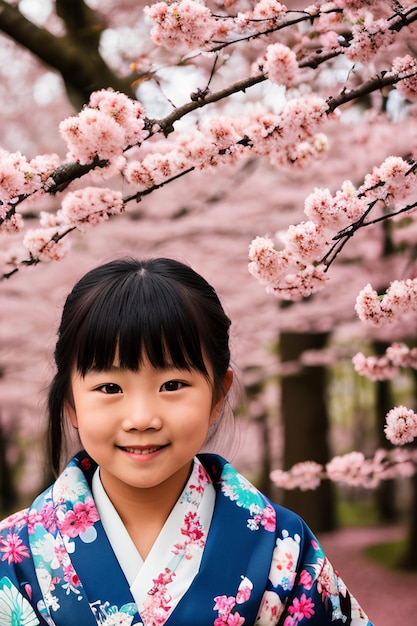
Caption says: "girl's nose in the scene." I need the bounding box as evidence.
[121,395,162,431]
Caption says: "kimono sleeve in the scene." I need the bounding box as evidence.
[0,510,43,626]
[255,509,374,626]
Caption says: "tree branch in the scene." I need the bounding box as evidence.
[0,0,136,106]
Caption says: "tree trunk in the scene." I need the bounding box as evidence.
[399,370,417,570]
[0,416,17,516]
[280,331,336,533]
[373,340,399,523]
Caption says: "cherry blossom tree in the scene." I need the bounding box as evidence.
[1,0,417,555]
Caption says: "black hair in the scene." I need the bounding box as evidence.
[47,257,231,475]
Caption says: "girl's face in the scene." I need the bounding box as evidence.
[66,358,232,504]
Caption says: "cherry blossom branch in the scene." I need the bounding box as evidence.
[270,445,417,491]
[271,401,417,490]
[208,7,343,54]
[1,1,417,284]
[353,343,417,382]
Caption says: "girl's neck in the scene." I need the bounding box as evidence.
[98,462,193,559]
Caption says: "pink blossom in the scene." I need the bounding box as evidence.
[0,150,43,204]
[352,352,398,381]
[384,405,417,445]
[326,452,376,488]
[248,235,291,286]
[0,532,30,564]
[88,89,148,146]
[263,43,299,87]
[345,16,394,63]
[60,107,126,164]
[269,264,328,301]
[355,283,388,326]
[0,212,24,233]
[278,221,328,263]
[252,0,286,20]
[362,156,414,203]
[23,227,70,262]
[270,461,323,491]
[356,279,417,327]
[392,55,417,102]
[145,0,217,52]
[58,187,124,231]
[353,343,417,381]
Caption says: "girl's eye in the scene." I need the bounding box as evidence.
[160,380,184,392]
[96,383,122,394]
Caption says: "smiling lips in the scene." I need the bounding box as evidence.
[119,445,166,455]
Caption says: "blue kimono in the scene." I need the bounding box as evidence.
[0,451,373,625]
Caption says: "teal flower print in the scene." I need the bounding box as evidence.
[221,464,266,510]
[0,576,39,626]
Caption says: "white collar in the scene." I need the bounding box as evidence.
[92,458,215,624]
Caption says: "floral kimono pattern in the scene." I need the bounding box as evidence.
[0,451,373,626]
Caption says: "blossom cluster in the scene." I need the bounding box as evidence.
[59,89,148,165]
[353,342,417,381]
[22,187,125,262]
[249,155,417,301]
[0,151,60,232]
[270,446,417,491]
[125,95,330,195]
[143,0,412,73]
[355,278,417,327]
[384,405,417,446]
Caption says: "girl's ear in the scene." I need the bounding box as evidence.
[222,369,234,397]
[65,397,78,429]
[211,369,234,423]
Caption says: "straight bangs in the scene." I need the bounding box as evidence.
[74,271,208,377]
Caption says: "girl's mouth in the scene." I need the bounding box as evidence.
[119,445,166,455]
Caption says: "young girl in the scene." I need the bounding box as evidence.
[0,257,373,626]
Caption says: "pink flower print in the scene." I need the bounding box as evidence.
[26,508,43,534]
[236,587,251,604]
[227,613,245,625]
[317,558,338,598]
[214,595,236,619]
[0,532,30,564]
[58,497,99,538]
[63,563,81,587]
[260,504,276,532]
[0,509,29,533]
[299,569,313,590]
[189,464,210,493]
[40,501,57,533]
[181,511,205,543]
[142,569,175,625]
[287,594,315,620]
[236,577,253,604]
